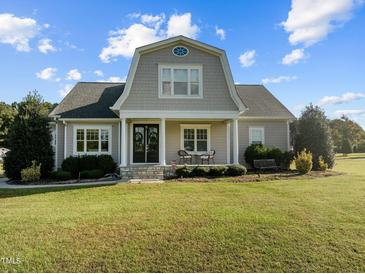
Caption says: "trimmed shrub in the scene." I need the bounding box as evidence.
[21,161,41,183]
[208,166,227,177]
[318,156,328,172]
[191,166,208,177]
[61,155,117,178]
[79,155,98,171]
[97,155,117,174]
[244,144,268,167]
[267,148,283,166]
[61,156,79,178]
[294,149,313,174]
[80,169,104,179]
[225,164,247,176]
[281,151,295,170]
[175,166,190,178]
[50,170,72,181]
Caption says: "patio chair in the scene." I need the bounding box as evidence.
[200,149,216,164]
[178,150,193,164]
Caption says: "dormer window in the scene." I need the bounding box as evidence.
[159,64,203,98]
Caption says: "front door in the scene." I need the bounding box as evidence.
[133,124,159,163]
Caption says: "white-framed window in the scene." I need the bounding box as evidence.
[180,125,210,153]
[159,64,203,98]
[73,125,112,155]
[249,127,265,145]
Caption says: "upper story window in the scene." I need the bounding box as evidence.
[172,46,189,57]
[249,127,265,145]
[159,65,203,98]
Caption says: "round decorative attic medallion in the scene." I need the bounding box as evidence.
[172,46,189,57]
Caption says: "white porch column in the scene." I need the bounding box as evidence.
[63,121,67,159]
[232,118,239,164]
[120,118,127,166]
[226,121,231,164]
[159,118,166,165]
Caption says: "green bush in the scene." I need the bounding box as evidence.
[244,144,268,167]
[294,149,313,174]
[208,166,227,177]
[61,156,79,178]
[281,151,295,170]
[225,164,247,176]
[191,166,208,177]
[61,155,117,178]
[80,169,104,179]
[318,156,328,172]
[175,166,190,178]
[267,148,283,166]
[21,161,41,183]
[97,155,117,174]
[50,170,72,181]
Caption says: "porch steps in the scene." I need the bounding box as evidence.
[119,165,170,180]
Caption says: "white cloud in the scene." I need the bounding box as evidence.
[36,67,57,80]
[58,84,73,98]
[262,75,297,84]
[239,50,256,67]
[38,38,56,54]
[98,76,127,83]
[215,26,226,40]
[318,92,365,106]
[335,109,365,116]
[99,12,199,62]
[166,13,199,38]
[94,70,104,77]
[43,23,50,29]
[282,48,305,65]
[0,13,39,51]
[66,69,82,81]
[282,0,362,47]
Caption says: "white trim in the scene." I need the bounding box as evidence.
[63,121,67,160]
[180,124,211,154]
[121,119,127,166]
[159,118,166,165]
[239,116,294,120]
[172,45,189,57]
[226,121,231,164]
[249,127,265,145]
[110,36,246,112]
[117,120,121,164]
[232,119,239,164]
[158,64,203,99]
[119,110,239,119]
[72,124,112,155]
[287,120,291,151]
[54,122,58,170]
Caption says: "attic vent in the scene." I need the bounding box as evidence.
[172,46,189,57]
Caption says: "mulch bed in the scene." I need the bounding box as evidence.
[168,170,343,183]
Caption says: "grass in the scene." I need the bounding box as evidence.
[1,156,365,272]
[335,152,365,160]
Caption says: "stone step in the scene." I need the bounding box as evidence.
[119,165,170,180]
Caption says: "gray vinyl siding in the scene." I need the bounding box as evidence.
[122,44,238,111]
[238,120,289,163]
[57,121,120,164]
[165,121,228,164]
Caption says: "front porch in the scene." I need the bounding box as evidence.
[119,118,240,168]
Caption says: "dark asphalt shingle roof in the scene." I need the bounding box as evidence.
[49,82,294,120]
[49,82,125,118]
[236,85,295,119]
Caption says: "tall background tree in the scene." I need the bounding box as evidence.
[0,102,16,147]
[329,115,365,153]
[4,91,54,180]
[293,104,335,169]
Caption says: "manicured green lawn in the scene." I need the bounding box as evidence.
[1,157,365,272]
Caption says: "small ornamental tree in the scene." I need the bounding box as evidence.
[293,104,335,170]
[4,91,54,180]
[341,137,353,155]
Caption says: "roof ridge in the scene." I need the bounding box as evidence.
[78,81,126,84]
[235,84,264,86]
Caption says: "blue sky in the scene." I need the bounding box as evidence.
[0,0,364,127]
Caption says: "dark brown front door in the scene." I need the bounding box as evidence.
[133,124,159,163]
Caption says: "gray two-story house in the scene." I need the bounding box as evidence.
[49,36,294,177]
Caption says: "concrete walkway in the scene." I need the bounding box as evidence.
[0,177,122,189]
